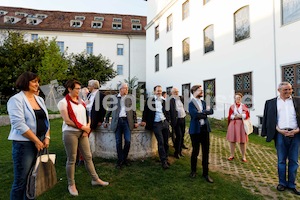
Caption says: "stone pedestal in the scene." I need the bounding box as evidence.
[89,125,158,160]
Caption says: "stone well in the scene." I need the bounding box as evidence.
[89,125,158,160]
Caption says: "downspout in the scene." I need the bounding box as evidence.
[272,0,278,95]
[127,35,131,81]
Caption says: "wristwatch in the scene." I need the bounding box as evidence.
[45,135,51,140]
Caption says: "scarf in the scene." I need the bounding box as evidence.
[65,94,86,129]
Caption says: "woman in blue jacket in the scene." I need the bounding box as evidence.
[7,72,50,200]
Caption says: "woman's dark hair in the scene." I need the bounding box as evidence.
[15,72,39,91]
[63,79,82,96]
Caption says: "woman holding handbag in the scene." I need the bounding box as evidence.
[226,93,250,162]
[57,79,109,196]
[7,72,50,200]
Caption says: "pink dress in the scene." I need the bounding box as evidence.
[226,103,249,143]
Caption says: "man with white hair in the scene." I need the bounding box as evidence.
[104,83,138,169]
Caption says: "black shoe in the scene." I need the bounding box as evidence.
[115,163,122,169]
[203,175,214,183]
[189,171,196,178]
[162,162,170,170]
[122,160,131,166]
[288,187,300,195]
[174,154,180,159]
[179,153,184,158]
[182,145,188,149]
[276,184,286,191]
[77,160,84,166]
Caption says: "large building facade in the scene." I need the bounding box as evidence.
[0,6,146,90]
[145,0,300,126]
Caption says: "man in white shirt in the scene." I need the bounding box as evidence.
[262,82,300,195]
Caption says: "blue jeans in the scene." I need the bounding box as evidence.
[10,141,37,200]
[276,133,300,188]
[115,118,131,164]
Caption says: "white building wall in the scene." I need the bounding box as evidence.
[146,0,300,125]
[23,30,146,90]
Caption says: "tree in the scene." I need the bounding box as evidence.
[0,31,69,97]
[67,53,117,86]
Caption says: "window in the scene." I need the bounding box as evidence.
[204,25,214,53]
[167,47,173,68]
[203,0,211,5]
[70,20,82,27]
[155,25,159,40]
[234,6,250,42]
[182,83,191,98]
[204,79,216,107]
[57,41,64,53]
[117,44,124,55]
[94,17,104,21]
[112,23,122,29]
[182,0,190,20]
[75,16,85,20]
[282,0,300,25]
[282,63,300,96]
[91,22,103,28]
[132,24,142,30]
[167,14,173,32]
[234,72,252,108]
[117,65,123,75]
[155,54,159,72]
[86,42,93,55]
[31,34,38,41]
[182,38,190,62]
[166,86,172,96]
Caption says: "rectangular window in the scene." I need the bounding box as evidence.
[204,25,214,53]
[234,6,250,42]
[155,25,159,40]
[182,83,191,98]
[57,41,64,53]
[203,79,216,108]
[86,42,93,55]
[167,47,173,68]
[166,86,172,96]
[167,14,173,32]
[282,63,300,96]
[112,23,122,30]
[31,34,38,41]
[234,72,252,108]
[91,22,103,28]
[182,0,190,20]
[117,44,124,55]
[182,38,190,62]
[132,24,142,30]
[117,65,123,75]
[282,0,300,25]
[155,54,159,72]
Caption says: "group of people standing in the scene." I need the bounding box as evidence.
[6,70,300,199]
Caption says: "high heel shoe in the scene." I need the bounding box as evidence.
[227,156,234,161]
[91,179,109,186]
[68,185,79,196]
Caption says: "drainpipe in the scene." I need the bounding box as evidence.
[272,0,278,95]
[127,35,131,81]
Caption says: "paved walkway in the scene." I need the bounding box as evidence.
[183,133,300,200]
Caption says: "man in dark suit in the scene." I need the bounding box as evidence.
[86,80,106,130]
[188,85,214,183]
[170,87,186,159]
[262,82,300,195]
[140,85,171,169]
[104,83,138,168]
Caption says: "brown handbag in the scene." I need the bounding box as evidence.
[26,149,57,199]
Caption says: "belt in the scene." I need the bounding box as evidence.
[282,128,294,131]
[154,120,166,123]
[119,117,127,120]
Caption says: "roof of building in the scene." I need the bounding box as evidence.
[0,6,146,35]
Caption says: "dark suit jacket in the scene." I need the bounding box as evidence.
[142,97,170,131]
[105,95,137,132]
[90,90,106,130]
[169,96,185,128]
[188,98,213,134]
[261,97,300,142]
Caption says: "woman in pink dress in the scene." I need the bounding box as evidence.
[226,93,250,162]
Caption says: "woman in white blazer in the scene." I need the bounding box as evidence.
[7,72,50,200]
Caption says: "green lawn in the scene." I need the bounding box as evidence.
[0,118,264,200]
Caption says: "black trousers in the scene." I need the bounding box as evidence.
[190,125,210,176]
[174,118,185,155]
[153,120,170,164]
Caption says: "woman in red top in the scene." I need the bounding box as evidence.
[226,93,250,162]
